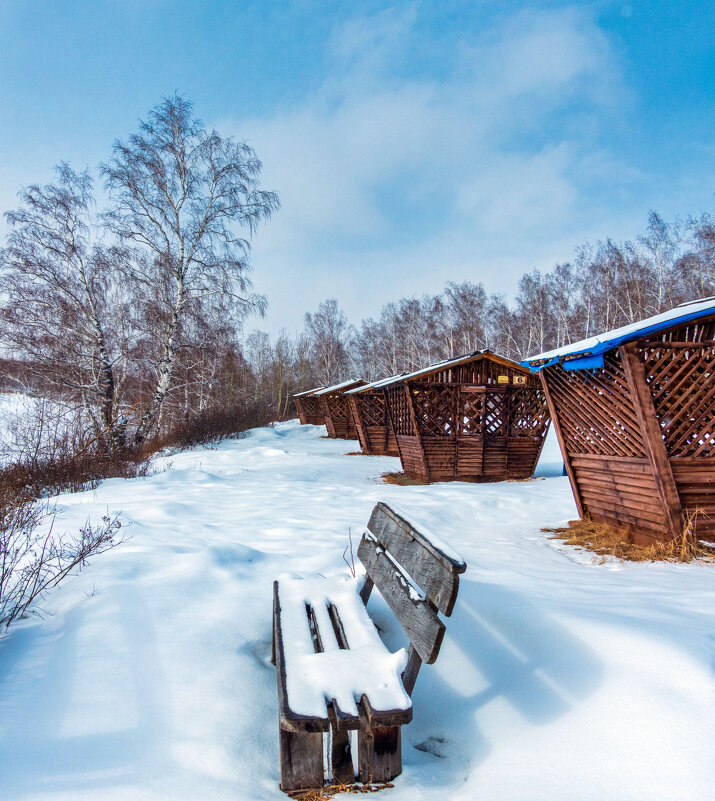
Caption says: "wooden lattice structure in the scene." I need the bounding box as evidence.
[379,351,550,482]
[293,386,325,425]
[345,381,400,456]
[524,298,715,543]
[314,379,367,439]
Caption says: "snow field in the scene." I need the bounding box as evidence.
[0,421,712,800]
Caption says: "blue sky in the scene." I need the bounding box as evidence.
[1,0,713,335]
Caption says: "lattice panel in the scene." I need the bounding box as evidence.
[508,388,550,438]
[385,386,412,435]
[358,393,386,426]
[545,353,645,457]
[640,342,715,457]
[412,384,455,436]
[458,390,484,435]
[326,394,348,419]
[302,396,321,415]
[484,391,508,436]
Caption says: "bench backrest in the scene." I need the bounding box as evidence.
[357,502,466,668]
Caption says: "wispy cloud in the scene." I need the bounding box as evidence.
[211,6,634,331]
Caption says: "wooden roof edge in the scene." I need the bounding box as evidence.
[292,385,325,398]
[376,349,530,388]
[347,372,411,393]
[312,378,368,396]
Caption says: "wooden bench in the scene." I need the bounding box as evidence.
[272,501,466,792]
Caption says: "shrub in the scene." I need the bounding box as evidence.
[0,492,124,634]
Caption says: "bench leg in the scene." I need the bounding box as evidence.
[358,724,401,784]
[279,728,323,791]
[331,728,355,785]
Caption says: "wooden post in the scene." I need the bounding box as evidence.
[404,384,430,482]
[279,728,323,791]
[349,396,368,453]
[453,385,460,479]
[320,396,335,437]
[382,387,407,469]
[358,724,401,784]
[619,344,683,539]
[539,368,584,517]
[402,644,423,696]
[331,728,355,784]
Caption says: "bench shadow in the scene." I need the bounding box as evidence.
[367,578,603,784]
[0,586,169,798]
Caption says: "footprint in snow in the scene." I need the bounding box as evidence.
[413,736,449,759]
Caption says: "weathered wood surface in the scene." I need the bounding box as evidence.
[357,533,446,664]
[273,582,330,734]
[366,501,464,615]
[358,721,401,784]
[331,727,354,785]
[536,316,715,542]
[348,392,400,456]
[381,354,550,483]
[273,580,412,733]
[273,502,466,792]
[620,343,684,539]
[294,396,308,425]
[280,729,323,791]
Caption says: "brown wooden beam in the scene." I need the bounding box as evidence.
[539,368,584,517]
[404,384,430,482]
[349,396,369,453]
[382,388,408,470]
[619,343,683,539]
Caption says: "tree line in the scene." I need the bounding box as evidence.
[1,93,713,446]
[246,210,714,416]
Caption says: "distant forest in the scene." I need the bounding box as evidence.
[247,210,714,419]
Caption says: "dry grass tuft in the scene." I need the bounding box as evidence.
[544,511,713,564]
[344,451,365,456]
[287,780,394,800]
[380,471,428,486]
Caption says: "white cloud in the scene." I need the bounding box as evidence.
[224,4,636,335]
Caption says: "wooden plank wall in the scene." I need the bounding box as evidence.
[541,318,715,542]
[301,395,325,425]
[349,393,400,456]
[321,394,358,439]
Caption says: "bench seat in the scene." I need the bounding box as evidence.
[273,575,413,733]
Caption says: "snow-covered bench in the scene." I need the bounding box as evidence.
[272,501,466,792]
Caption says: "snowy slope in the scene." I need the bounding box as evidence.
[0,422,712,801]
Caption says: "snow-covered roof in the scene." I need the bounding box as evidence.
[523,296,715,372]
[377,350,527,389]
[293,385,324,398]
[344,372,409,394]
[312,379,366,396]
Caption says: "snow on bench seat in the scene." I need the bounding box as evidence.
[274,574,411,730]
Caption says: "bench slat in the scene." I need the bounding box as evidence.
[357,534,446,664]
[273,581,330,733]
[274,578,413,732]
[367,502,463,616]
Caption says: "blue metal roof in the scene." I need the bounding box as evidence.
[522,296,715,372]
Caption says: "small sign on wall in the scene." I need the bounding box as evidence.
[497,374,509,384]
[513,375,527,385]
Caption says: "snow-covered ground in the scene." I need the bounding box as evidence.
[0,421,712,800]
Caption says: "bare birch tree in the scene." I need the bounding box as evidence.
[304,299,352,384]
[101,95,278,447]
[0,164,127,452]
